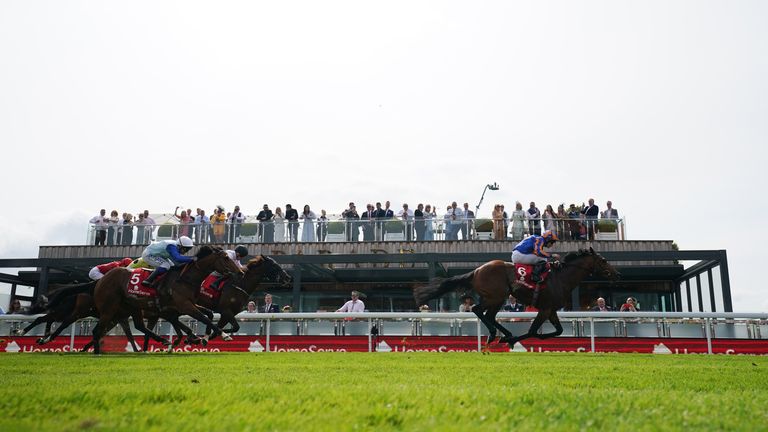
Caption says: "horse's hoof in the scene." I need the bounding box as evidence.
[498,336,510,344]
[222,332,232,342]
[37,338,46,345]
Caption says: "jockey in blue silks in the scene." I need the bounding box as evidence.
[140,236,195,289]
[512,230,560,283]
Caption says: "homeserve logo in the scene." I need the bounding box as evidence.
[509,342,589,353]
[269,344,347,352]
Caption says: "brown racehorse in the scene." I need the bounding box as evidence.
[414,248,620,346]
[91,246,243,354]
[17,281,140,352]
[199,255,293,335]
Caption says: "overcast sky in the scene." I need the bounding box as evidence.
[1,1,766,311]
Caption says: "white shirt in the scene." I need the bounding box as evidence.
[336,299,365,312]
[90,214,107,229]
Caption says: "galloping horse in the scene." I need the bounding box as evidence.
[414,248,619,346]
[16,282,141,351]
[91,246,243,353]
[199,255,293,334]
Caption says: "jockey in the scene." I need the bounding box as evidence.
[88,257,134,281]
[140,236,195,288]
[511,230,560,283]
[210,245,249,290]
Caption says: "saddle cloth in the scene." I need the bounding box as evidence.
[513,263,550,290]
[125,268,159,298]
[199,274,226,301]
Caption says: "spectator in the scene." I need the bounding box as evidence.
[7,299,23,314]
[336,291,365,312]
[211,206,227,243]
[360,204,376,241]
[510,202,527,241]
[135,212,147,245]
[492,204,505,240]
[194,209,211,244]
[620,297,639,312]
[501,204,510,238]
[566,204,581,240]
[143,210,156,242]
[285,204,299,242]
[90,209,108,246]
[88,257,134,281]
[543,205,557,234]
[443,206,454,240]
[373,202,386,241]
[382,201,395,239]
[419,304,430,312]
[273,207,286,243]
[582,198,599,241]
[590,297,613,312]
[300,205,317,242]
[556,204,568,240]
[503,294,525,312]
[462,203,475,240]
[261,293,280,313]
[228,205,245,243]
[602,201,618,219]
[316,209,328,242]
[174,206,193,239]
[257,204,274,243]
[106,210,120,246]
[414,203,426,241]
[448,202,463,240]
[458,295,475,312]
[246,301,257,313]
[527,202,541,236]
[120,213,134,245]
[398,203,414,241]
[424,204,436,241]
[341,202,359,242]
[282,305,293,312]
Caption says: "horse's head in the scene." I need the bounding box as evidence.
[562,247,620,281]
[244,255,293,287]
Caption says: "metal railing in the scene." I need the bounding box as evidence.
[86,216,626,245]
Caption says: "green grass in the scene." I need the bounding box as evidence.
[0,353,767,431]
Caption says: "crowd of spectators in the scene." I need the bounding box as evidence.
[88,199,620,246]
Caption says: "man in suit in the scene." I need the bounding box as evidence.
[261,293,280,313]
[257,204,274,243]
[382,200,394,239]
[414,203,426,241]
[581,198,600,241]
[590,297,613,312]
[502,294,525,312]
[601,201,619,219]
[461,202,475,240]
[360,204,376,241]
[285,204,299,242]
[373,202,386,241]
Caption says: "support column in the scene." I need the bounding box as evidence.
[37,267,50,299]
[685,279,692,312]
[695,274,704,312]
[291,265,302,311]
[707,269,716,313]
[718,251,733,312]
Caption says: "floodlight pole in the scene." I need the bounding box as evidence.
[475,182,499,215]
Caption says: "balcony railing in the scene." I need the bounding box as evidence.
[86,216,625,246]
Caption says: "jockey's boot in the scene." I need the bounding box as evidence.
[142,268,164,288]
[211,275,226,291]
[532,261,548,283]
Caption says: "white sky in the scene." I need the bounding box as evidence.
[1,1,766,311]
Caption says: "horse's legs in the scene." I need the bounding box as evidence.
[507,311,550,345]
[143,316,159,352]
[536,311,564,339]
[39,314,79,344]
[20,315,51,337]
[173,298,229,341]
[472,304,499,345]
[118,318,140,352]
[130,311,172,347]
[481,306,515,344]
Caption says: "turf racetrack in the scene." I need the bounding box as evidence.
[0,352,766,431]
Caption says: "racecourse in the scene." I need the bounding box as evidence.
[0,353,766,431]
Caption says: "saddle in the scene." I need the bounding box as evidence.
[125,268,161,299]
[512,263,551,290]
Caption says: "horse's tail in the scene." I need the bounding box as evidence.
[414,271,475,306]
[46,281,96,310]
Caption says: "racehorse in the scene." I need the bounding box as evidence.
[91,246,243,354]
[15,281,141,351]
[414,248,619,346]
[140,255,292,350]
[199,255,293,335]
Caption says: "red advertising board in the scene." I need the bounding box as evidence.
[2,336,768,355]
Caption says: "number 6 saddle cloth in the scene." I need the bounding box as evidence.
[511,263,551,290]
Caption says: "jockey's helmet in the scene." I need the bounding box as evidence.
[542,230,559,243]
[120,257,133,267]
[178,236,194,248]
[234,245,249,258]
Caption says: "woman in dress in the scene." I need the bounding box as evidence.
[511,202,527,241]
[300,205,317,242]
[543,204,557,234]
[106,210,120,245]
[492,204,504,240]
[174,206,193,239]
[210,207,227,243]
[273,207,285,242]
[424,204,435,241]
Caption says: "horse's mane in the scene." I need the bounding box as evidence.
[246,256,264,269]
[196,245,220,259]
[562,249,593,263]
